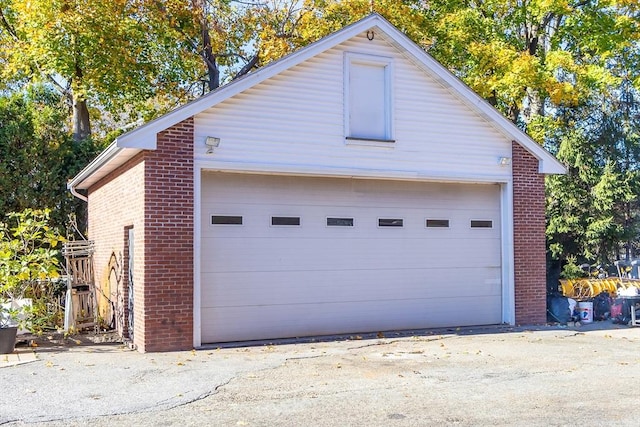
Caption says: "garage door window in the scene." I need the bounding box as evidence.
[426,219,449,228]
[211,215,243,225]
[378,218,403,227]
[470,220,493,228]
[271,216,301,226]
[327,217,354,227]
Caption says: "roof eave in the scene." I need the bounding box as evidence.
[67,141,142,191]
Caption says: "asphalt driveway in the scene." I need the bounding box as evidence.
[2,323,640,426]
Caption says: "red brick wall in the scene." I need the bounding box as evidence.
[88,153,145,341]
[512,142,547,324]
[88,118,194,352]
[140,118,194,352]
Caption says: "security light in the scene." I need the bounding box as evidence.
[205,136,220,153]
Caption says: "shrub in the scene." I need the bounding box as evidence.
[0,209,64,330]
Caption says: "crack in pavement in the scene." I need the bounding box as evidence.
[153,376,237,411]
[557,332,586,338]
[16,376,242,425]
[347,334,455,350]
[285,354,327,361]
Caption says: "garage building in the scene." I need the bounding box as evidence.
[68,14,565,352]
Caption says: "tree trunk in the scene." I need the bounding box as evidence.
[203,32,219,91]
[523,87,544,124]
[71,61,91,142]
[195,0,219,91]
[521,21,544,125]
[72,94,91,143]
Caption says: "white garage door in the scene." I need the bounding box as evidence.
[200,172,502,343]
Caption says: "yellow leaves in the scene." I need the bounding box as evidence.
[466,40,542,106]
[259,36,295,65]
[614,0,640,10]
[468,41,515,71]
[532,0,572,16]
[545,50,575,74]
[547,81,578,106]
[542,50,620,107]
[527,115,560,143]
[510,52,543,86]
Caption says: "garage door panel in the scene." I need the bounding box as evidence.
[201,174,500,208]
[202,207,500,239]
[202,223,501,240]
[201,267,501,307]
[200,172,503,343]
[201,237,501,273]
[202,294,502,343]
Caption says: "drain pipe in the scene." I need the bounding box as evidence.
[69,184,88,202]
[67,141,126,202]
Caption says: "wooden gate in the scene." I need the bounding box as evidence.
[63,240,97,331]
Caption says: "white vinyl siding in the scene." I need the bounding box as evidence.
[200,172,502,343]
[193,32,512,182]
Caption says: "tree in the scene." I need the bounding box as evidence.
[0,209,64,331]
[0,1,276,139]
[147,0,261,92]
[0,88,100,232]
[547,80,640,265]
[249,0,432,64]
[0,0,204,141]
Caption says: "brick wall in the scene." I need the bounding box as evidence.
[140,118,194,352]
[88,118,194,352]
[512,142,547,324]
[88,153,145,340]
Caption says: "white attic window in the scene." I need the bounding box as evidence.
[344,52,394,144]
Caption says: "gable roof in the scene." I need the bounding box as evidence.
[69,13,565,192]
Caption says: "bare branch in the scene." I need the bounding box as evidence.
[0,8,18,40]
[233,54,259,79]
[153,1,220,79]
[46,75,73,101]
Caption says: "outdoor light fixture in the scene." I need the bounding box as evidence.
[499,156,511,166]
[205,136,220,153]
